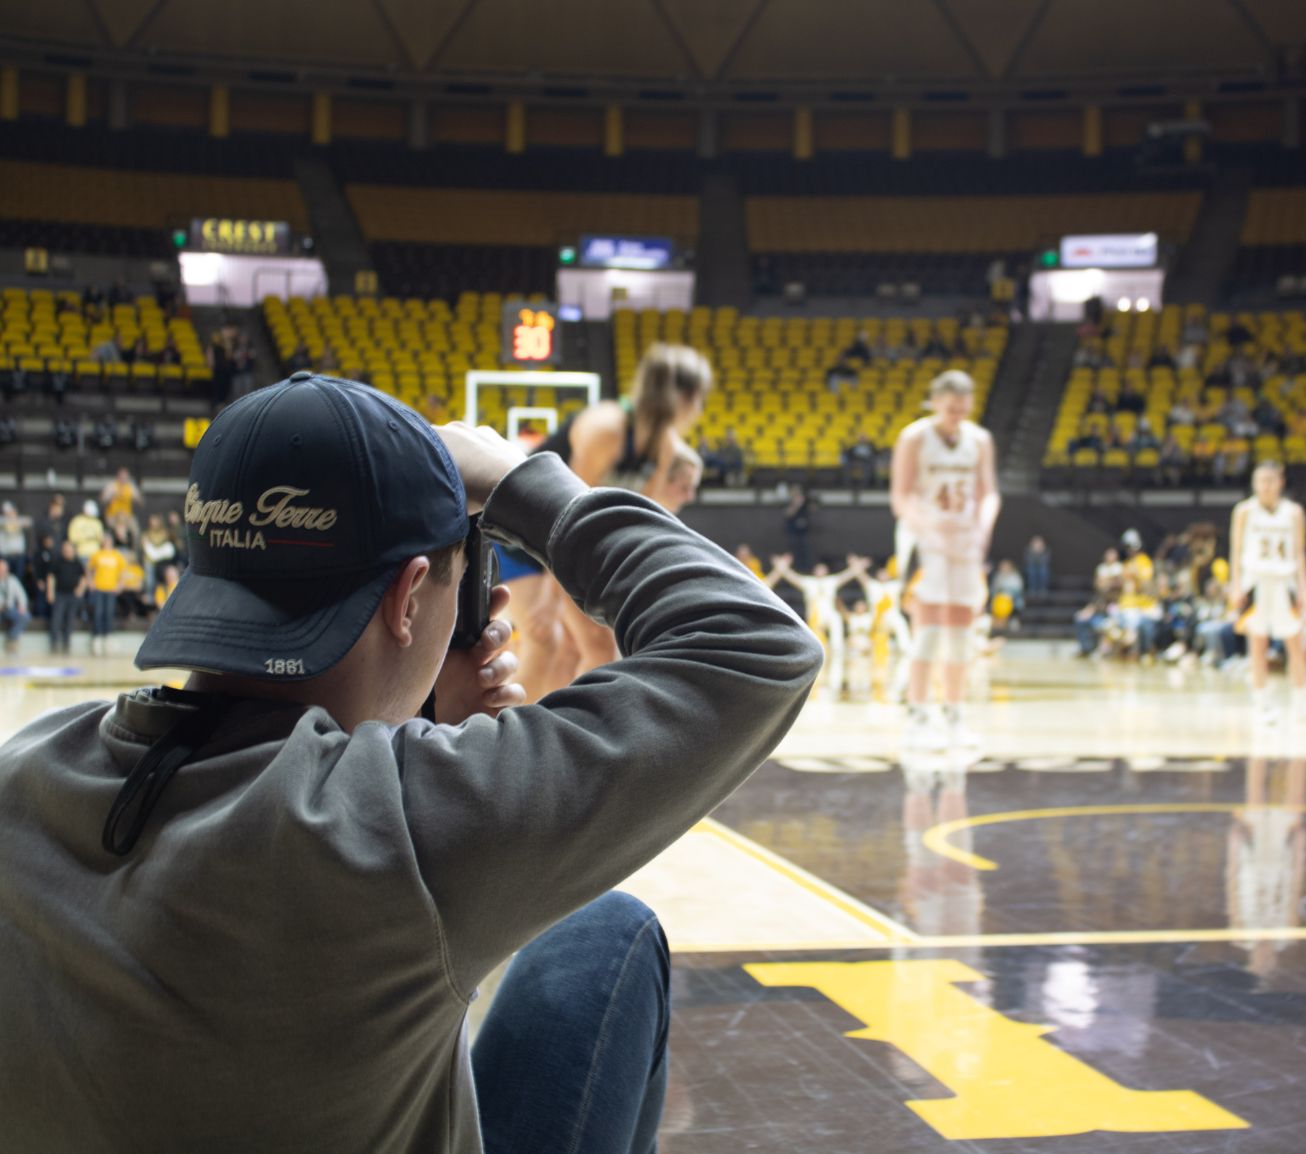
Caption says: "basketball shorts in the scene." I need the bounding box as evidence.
[493,542,543,583]
[1241,577,1303,640]
[915,547,985,609]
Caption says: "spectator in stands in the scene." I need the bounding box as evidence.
[35,494,66,547]
[1182,313,1209,348]
[0,416,16,445]
[208,331,234,408]
[899,331,920,362]
[1128,418,1161,454]
[91,334,121,365]
[1116,384,1146,415]
[231,333,256,398]
[1095,547,1124,597]
[1149,346,1177,370]
[86,533,125,657]
[45,540,86,655]
[1167,397,1196,427]
[101,467,143,544]
[717,428,745,487]
[153,563,180,612]
[1110,575,1162,660]
[68,501,104,563]
[1219,395,1258,439]
[1086,389,1111,415]
[734,544,764,580]
[1074,595,1110,657]
[841,331,873,366]
[166,509,189,570]
[1177,342,1204,372]
[842,433,876,490]
[0,559,29,655]
[122,336,149,367]
[0,502,30,590]
[991,560,1025,621]
[1226,349,1260,391]
[1158,434,1186,486]
[1225,318,1254,347]
[30,534,56,621]
[1192,578,1237,667]
[1213,441,1250,486]
[1253,395,1287,437]
[81,284,105,319]
[784,485,813,571]
[1069,419,1105,456]
[921,332,949,359]
[286,343,312,374]
[1024,536,1052,601]
[140,514,176,601]
[107,281,131,308]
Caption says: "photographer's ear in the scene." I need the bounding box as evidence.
[384,556,433,649]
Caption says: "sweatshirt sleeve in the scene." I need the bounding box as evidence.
[397,452,824,997]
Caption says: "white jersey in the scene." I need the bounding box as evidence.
[847,610,875,650]
[1241,498,1299,584]
[794,575,844,626]
[907,418,985,554]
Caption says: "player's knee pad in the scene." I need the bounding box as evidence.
[912,625,943,663]
[943,626,970,663]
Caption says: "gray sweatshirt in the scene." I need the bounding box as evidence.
[0,453,823,1154]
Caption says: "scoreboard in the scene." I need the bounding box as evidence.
[501,300,562,367]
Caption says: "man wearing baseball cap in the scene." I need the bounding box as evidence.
[0,373,822,1153]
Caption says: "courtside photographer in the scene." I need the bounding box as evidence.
[0,372,822,1154]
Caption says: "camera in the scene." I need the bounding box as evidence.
[449,515,499,650]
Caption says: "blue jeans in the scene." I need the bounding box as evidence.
[1075,612,1105,655]
[50,594,79,650]
[0,607,28,642]
[90,590,115,637]
[473,892,670,1154]
[1025,556,1051,598]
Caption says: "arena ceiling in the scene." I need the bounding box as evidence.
[3,0,1305,90]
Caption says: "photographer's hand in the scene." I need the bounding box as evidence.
[435,422,527,514]
[435,585,525,724]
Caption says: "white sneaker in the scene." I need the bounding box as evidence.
[943,707,982,751]
[1255,694,1280,729]
[905,708,946,752]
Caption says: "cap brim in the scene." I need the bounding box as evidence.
[134,564,398,680]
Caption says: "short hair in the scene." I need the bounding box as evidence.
[1254,459,1285,477]
[930,370,975,398]
[428,541,462,586]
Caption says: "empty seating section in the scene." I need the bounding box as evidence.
[746,192,1202,254]
[0,160,309,248]
[370,242,555,301]
[747,191,1201,300]
[1241,189,1306,247]
[753,250,1021,298]
[262,293,583,430]
[1232,189,1306,297]
[614,309,1003,471]
[345,186,698,247]
[1045,306,1306,481]
[0,288,208,395]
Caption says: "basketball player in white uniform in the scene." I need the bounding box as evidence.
[891,371,1001,749]
[768,554,866,697]
[841,597,877,698]
[1229,460,1306,725]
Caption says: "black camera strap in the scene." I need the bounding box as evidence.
[102,692,238,857]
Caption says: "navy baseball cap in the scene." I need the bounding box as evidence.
[136,373,467,679]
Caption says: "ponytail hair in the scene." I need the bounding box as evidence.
[630,342,712,458]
